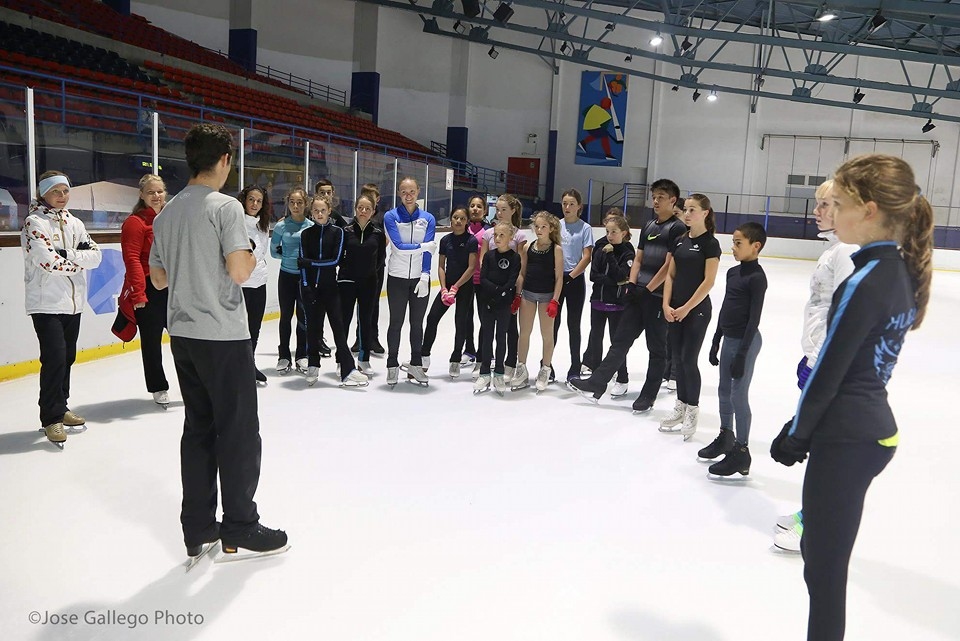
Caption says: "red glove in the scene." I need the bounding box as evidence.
[510,294,522,315]
[546,299,560,318]
[441,287,456,306]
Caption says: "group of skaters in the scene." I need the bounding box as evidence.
[20,120,934,641]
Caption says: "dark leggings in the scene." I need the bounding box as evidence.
[242,284,266,356]
[552,272,586,375]
[802,440,895,641]
[277,270,306,361]
[340,276,377,363]
[583,308,628,383]
[386,275,429,368]
[422,281,475,363]
[303,285,355,377]
[667,300,711,406]
[590,294,666,402]
[134,280,169,393]
[31,313,81,426]
[478,303,511,375]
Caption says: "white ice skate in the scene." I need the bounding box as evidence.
[305,366,320,386]
[472,362,481,381]
[610,382,628,398]
[449,362,461,378]
[358,360,371,374]
[680,405,699,441]
[400,356,430,373]
[535,365,551,392]
[658,400,688,433]
[772,522,802,554]
[493,374,507,396]
[406,365,429,386]
[295,357,309,375]
[184,541,218,573]
[340,369,369,387]
[474,374,491,394]
[153,390,170,409]
[386,366,399,387]
[276,358,291,374]
[509,363,529,391]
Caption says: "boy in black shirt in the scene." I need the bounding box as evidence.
[700,222,768,477]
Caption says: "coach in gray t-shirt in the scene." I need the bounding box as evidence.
[149,123,287,560]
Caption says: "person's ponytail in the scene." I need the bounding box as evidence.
[903,195,934,328]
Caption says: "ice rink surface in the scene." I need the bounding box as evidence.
[1,254,958,641]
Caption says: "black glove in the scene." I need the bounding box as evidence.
[76,241,91,250]
[563,272,573,285]
[275,245,282,255]
[622,282,647,304]
[730,353,746,379]
[296,257,313,269]
[708,335,721,366]
[55,248,67,258]
[770,420,810,467]
[249,238,257,251]
[300,287,316,305]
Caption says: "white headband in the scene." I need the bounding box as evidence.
[39,175,70,197]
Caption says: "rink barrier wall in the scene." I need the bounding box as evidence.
[1,231,957,382]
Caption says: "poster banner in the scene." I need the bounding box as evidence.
[574,71,628,167]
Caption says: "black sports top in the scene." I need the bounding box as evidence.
[524,241,557,294]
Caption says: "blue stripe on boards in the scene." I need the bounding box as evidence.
[790,259,880,436]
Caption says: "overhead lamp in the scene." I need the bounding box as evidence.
[853,88,865,104]
[922,119,936,133]
[868,12,887,34]
[453,20,466,34]
[692,89,701,102]
[680,37,692,51]
[816,6,837,22]
[650,32,663,47]
[671,85,679,91]
[605,22,616,31]
[624,54,633,62]
[422,18,440,34]
[706,90,718,102]
[560,41,570,54]
[493,2,514,24]
[488,45,499,59]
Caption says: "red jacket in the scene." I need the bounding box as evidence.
[119,207,158,318]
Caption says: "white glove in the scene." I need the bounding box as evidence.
[419,240,437,254]
[414,273,431,298]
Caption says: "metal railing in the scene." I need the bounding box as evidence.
[254,63,347,106]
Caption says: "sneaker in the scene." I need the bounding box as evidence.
[698,429,735,461]
[62,411,86,434]
[610,381,628,398]
[708,444,751,477]
[318,339,332,358]
[449,362,461,378]
[666,378,677,392]
[153,390,170,405]
[509,362,529,390]
[255,368,267,384]
[659,399,687,432]
[773,522,802,553]
[632,396,654,413]
[776,512,802,531]
[43,422,66,444]
[386,366,399,386]
[305,366,320,386]
[340,369,369,387]
[535,365,551,391]
[276,358,291,374]
[295,357,309,374]
[474,374,491,394]
[567,376,604,402]
[221,523,288,555]
[493,374,507,396]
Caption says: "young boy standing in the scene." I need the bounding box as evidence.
[700,222,768,477]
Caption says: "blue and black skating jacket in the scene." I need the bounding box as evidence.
[790,242,916,445]
[299,221,344,289]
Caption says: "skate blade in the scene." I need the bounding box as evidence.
[340,381,370,388]
[682,433,696,442]
[184,542,218,572]
[307,380,318,387]
[63,425,87,434]
[215,544,291,563]
[769,544,801,556]
[405,378,429,386]
[658,426,683,433]
[696,456,719,463]
[473,387,489,395]
[510,383,529,391]
[156,403,169,410]
[707,472,751,483]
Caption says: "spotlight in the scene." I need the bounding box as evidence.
[422,18,440,34]
[605,22,616,31]
[922,119,936,133]
[453,20,466,34]
[868,12,887,34]
[488,45,499,59]
[493,2,514,24]
[680,37,692,51]
[816,5,837,21]
[560,42,570,54]
[624,54,633,62]
[461,0,480,18]
[671,85,679,91]
[692,89,701,102]
[706,90,718,102]
[853,88,865,104]
[650,32,663,47]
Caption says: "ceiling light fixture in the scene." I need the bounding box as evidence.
[560,42,570,54]
[692,89,701,102]
[671,85,679,91]
[922,119,936,133]
[706,90,718,102]
[493,2,514,24]
[868,12,887,34]
[605,22,616,31]
[816,5,838,22]
[650,32,663,47]
[680,37,692,51]
[624,54,633,62]
[453,20,466,34]
[488,45,499,59]
[853,88,865,104]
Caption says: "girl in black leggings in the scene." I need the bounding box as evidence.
[658,193,721,441]
[552,188,594,382]
[339,194,386,374]
[238,185,271,384]
[771,154,933,641]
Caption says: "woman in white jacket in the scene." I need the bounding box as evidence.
[774,178,858,552]
[238,185,272,384]
[21,171,102,447]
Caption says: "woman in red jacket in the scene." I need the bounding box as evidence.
[120,174,170,407]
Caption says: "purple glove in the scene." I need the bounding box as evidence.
[797,356,812,390]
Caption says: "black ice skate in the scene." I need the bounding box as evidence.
[184,524,221,572]
[567,376,604,403]
[697,429,735,462]
[318,338,332,358]
[216,523,290,563]
[707,444,752,481]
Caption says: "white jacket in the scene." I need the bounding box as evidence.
[801,231,858,365]
[242,214,270,289]
[21,204,102,315]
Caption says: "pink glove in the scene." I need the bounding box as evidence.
[441,287,456,306]
[546,299,560,318]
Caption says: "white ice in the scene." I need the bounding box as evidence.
[1,254,958,641]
